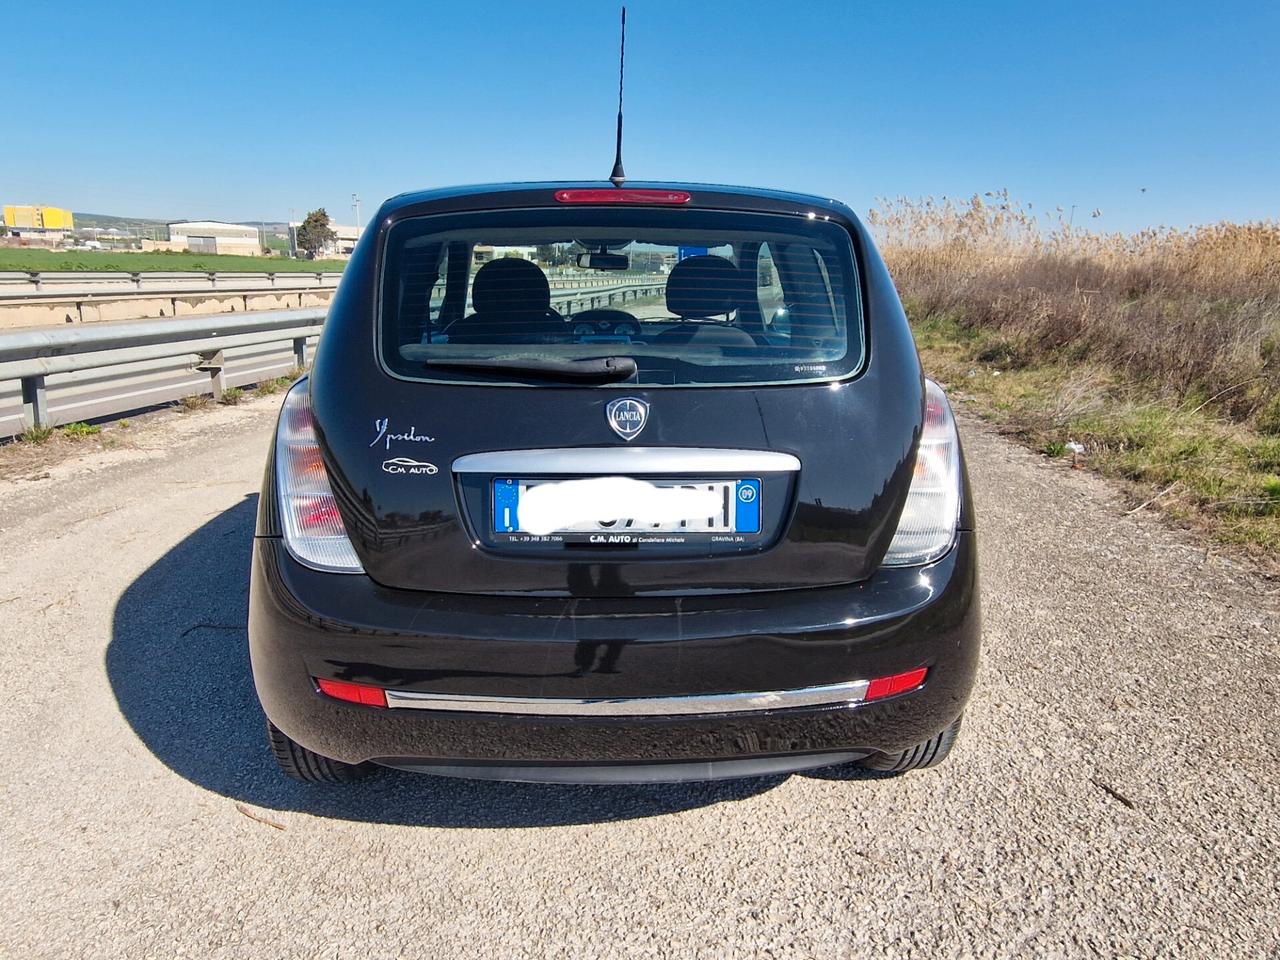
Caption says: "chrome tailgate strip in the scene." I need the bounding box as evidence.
[452,447,801,475]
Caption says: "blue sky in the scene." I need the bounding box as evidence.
[8,1,1278,232]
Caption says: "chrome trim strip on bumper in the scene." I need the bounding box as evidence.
[452,447,801,475]
[383,679,870,716]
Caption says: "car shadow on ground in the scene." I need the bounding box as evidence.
[106,496,883,828]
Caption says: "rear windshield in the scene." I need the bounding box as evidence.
[379,207,863,386]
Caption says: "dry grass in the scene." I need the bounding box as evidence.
[871,192,1280,427]
[177,394,212,412]
[874,193,1280,559]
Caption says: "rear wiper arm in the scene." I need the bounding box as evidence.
[424,356,638,383]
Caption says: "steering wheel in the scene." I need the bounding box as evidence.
[571,309,640,338]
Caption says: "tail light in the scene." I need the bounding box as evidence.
[882,379,962,567]
[275,381,364,573]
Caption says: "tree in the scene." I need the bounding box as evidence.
[536,243,578,268]
[295,208,335,259]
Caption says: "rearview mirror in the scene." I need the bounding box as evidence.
[576,252,630,271]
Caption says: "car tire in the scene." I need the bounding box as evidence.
[266,719,372,783]
[857,715,963,773]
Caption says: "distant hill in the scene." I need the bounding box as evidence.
[73,212,169,232]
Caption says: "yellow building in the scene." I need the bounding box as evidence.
[3,205,75,230]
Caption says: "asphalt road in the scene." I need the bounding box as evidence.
[1,396,1276,959]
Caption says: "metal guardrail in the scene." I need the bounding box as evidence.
[0,270,344,297]
[0,271,343,328]
[0,271,665,329]
[0,276,670,431]
[550,279,665,314]
[0,309,327,429]
[0,270,645,299]
[547,274,656,290]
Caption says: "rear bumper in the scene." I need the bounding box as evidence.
[248,532,981,776]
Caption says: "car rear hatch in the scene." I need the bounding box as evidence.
[308,186,924,597]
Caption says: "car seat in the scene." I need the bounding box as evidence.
[445,258,564,343]
[657,255,757,347]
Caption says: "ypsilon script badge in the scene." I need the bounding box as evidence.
[606,397,649,442]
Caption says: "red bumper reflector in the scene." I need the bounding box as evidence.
[316,678,387,708]
[865,667,928,702]
[555,188,691,205]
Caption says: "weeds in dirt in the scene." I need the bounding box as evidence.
[3,379,292,482]
[217,388,245,406]
[252,366,306,397]
[910,313,1280,555]
[178,395,212,412]
[59,422,101,439]
[253,376,291,396]
[18,425,54,445]
[874,193,1280,558]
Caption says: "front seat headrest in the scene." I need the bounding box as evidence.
[665,255,747,319]
[471,258,551,316]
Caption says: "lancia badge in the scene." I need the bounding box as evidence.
[606,397,649,441]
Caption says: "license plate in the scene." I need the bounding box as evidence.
[492,477,761,537]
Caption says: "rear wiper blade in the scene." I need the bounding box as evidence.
[425,356,638,383]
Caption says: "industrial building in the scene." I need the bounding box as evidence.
[329,223,359,257]
[3,205,75,242]
[166,221,262,256]
[472,245,539,264]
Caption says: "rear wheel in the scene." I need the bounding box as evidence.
[266,719,372,783]
[858,715,963,773]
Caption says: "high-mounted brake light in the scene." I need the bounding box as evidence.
[275,381,364,573]
[555,189,691,205]
[882,379,963,566]
[316,678,387,708]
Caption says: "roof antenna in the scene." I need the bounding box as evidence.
[609,6,627,187]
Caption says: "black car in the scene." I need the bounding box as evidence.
[249,182,980,784]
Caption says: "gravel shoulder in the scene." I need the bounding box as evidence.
[0,401,1276,959]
